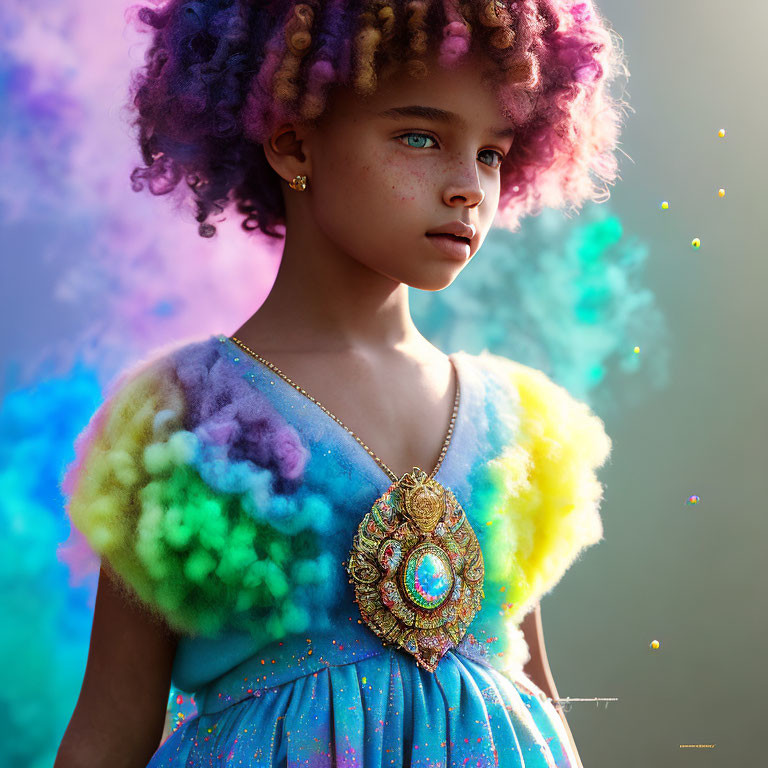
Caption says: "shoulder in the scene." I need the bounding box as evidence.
[67,332,304,470]
[61,333,332,641]
[62,334,224,486]
[458,348,612,465]
[74,333,223,423]
[468,350,613,624]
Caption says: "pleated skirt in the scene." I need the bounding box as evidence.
[147,648,579,767]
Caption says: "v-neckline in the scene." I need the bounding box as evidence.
[221,335,466,488]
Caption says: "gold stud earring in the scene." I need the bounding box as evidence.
[288,174,308,191]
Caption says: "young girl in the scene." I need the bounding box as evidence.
[56,0,622,765]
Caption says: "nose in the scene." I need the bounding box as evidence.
[442,163,485,209]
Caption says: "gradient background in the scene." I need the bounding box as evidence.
[538,2,768,765]
[0,0,765,766]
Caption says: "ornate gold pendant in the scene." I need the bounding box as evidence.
[345,467,485,672]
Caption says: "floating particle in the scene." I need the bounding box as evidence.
[650,640,660,650]
[686,495,700,505]
[691,238,701,249]
[718,188,725,198]
[660,201,669,210]
[633,346,640,354]
[717,128,726,138]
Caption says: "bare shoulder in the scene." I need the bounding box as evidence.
[55,564,179,766]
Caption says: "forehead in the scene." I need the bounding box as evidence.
[327,51,510,130]
[376,49,500,102]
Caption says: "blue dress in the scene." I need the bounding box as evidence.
[62,333,612,767]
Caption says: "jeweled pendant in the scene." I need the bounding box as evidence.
[345,467,485,672]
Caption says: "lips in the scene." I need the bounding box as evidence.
[425,220,476,242]
[426,233,471,244]
[425,233,472,261]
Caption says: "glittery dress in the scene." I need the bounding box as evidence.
[62,333,612,767]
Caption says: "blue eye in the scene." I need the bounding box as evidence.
[396,132,505,169]
[397,132,437,150]
[478,149,505,169]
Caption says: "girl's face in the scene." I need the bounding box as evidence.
[281,50,516,291]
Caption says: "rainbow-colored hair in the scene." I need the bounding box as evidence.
[128,0,628,238]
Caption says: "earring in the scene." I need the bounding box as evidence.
[288,174,308,191]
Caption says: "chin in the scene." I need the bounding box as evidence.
[402,268,465,292]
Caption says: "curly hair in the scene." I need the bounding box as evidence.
[127,0,629,239]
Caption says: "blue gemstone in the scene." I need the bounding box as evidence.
[415,552,451,600]
[403,545,454,610]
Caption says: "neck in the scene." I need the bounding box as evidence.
[237,224,426,354]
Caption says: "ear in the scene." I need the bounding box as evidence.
[262,122,312,187]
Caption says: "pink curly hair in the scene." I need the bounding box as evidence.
[128,0,629,238]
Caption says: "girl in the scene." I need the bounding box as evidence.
[56,0,623,765]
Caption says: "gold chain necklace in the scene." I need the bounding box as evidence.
[228,334,485,673]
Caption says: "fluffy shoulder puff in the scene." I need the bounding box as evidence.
[61,337,339,640]
[475,351,613,626]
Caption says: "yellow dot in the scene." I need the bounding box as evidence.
[362,676,367,684]
[661,201,669,210]
[717,128,726,138]
[691,238,701,249]
[718,188,725,197]
[633,346,640,354]
[650,640,660,650]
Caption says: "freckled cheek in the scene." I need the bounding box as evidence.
[376,155,436,205]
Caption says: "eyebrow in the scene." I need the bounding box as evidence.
[377,105,516,138]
